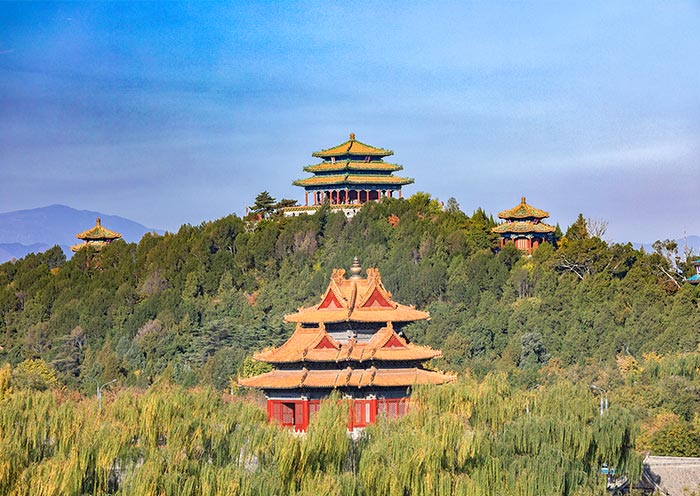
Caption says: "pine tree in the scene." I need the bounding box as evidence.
[252,191,277,217]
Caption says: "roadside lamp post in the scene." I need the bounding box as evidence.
[589,384,608,416]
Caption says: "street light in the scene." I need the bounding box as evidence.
[97,379,117,411]
[589,384,608,416]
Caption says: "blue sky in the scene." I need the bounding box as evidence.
[1,2,698,242]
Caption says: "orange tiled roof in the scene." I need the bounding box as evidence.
[292,174,413,187]
[75,218,122,241]
[285,263,430,324]
[492,220,556,234]
[238,366,455,389]
[498,197,550,220]
[303,161,403,173]
[312,133,394,159]
[254,323,441,364]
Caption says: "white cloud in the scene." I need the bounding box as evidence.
[553,139,697,171]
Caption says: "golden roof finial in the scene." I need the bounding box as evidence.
[521,196,526,204]
[349,256,362,279]
[349,133,355,141]
[96,217,102,226]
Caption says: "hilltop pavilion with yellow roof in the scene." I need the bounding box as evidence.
[492,197,556,253]
[240,257,455,432]
[70,218,122,252]
[284,133,414,217]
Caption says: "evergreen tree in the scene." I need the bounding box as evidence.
[252,191,277,217]
[565,213,589,241]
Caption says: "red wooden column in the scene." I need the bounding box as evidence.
[305,191,309,206]
[302,398,310,432]
[399,189,403,199]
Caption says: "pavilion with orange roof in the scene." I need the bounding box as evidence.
[284,133,414,217]
[240,258,455,432]
[492,197,556,253]
[70,218,122,252]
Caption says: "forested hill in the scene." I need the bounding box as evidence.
[0,193,698,394]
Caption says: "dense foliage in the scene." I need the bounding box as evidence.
[1,195,696,384]
[0,372,640,496]
[0,193,699,461]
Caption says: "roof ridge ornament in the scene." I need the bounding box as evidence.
[349,257,362,279]
[350,132,355,141]
[521,196,526,204]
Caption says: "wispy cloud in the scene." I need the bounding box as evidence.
[560,140,696,170]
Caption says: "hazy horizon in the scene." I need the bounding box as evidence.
[1,2,699,242]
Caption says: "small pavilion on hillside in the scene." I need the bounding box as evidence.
[70,218,122,252]
[239,258,455,432]
[284,134,414,217]
[492,197,556,253]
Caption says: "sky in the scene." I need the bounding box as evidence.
[1,1,699,243]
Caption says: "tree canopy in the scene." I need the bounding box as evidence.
[1,193,699,463]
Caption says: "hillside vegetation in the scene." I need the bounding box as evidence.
[1,194,699,468]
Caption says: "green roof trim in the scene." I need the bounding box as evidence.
[303,161,403,173]
[492,221,556,234]
[498,197,550,220]
[75,218,122,241]
[312,134,393,158]
[293,174,414,187]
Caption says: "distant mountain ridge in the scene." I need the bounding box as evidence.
[633,235,700,257]
[0,205,162,263]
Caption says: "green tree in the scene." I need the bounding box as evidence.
[252,191,277,217]
[565,213,589,241]
[12,358,58,390]
[519,331,550,369]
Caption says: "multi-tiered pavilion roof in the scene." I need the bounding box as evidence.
[70,218,122,252]
[240,258,454,431]
[492,197,556,253]
[285,134,414,217]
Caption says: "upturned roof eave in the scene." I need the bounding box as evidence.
[292,176,414,187]
[492,221,556,234]
[284,311,430,324]
[497,197,550,220]
[311,135,394,158]
[239,367,456,389]
[303,162,403,173]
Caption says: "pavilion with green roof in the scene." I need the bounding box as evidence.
[492,197,556,253]
[70,218,122,252]
[285,133,414,217]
